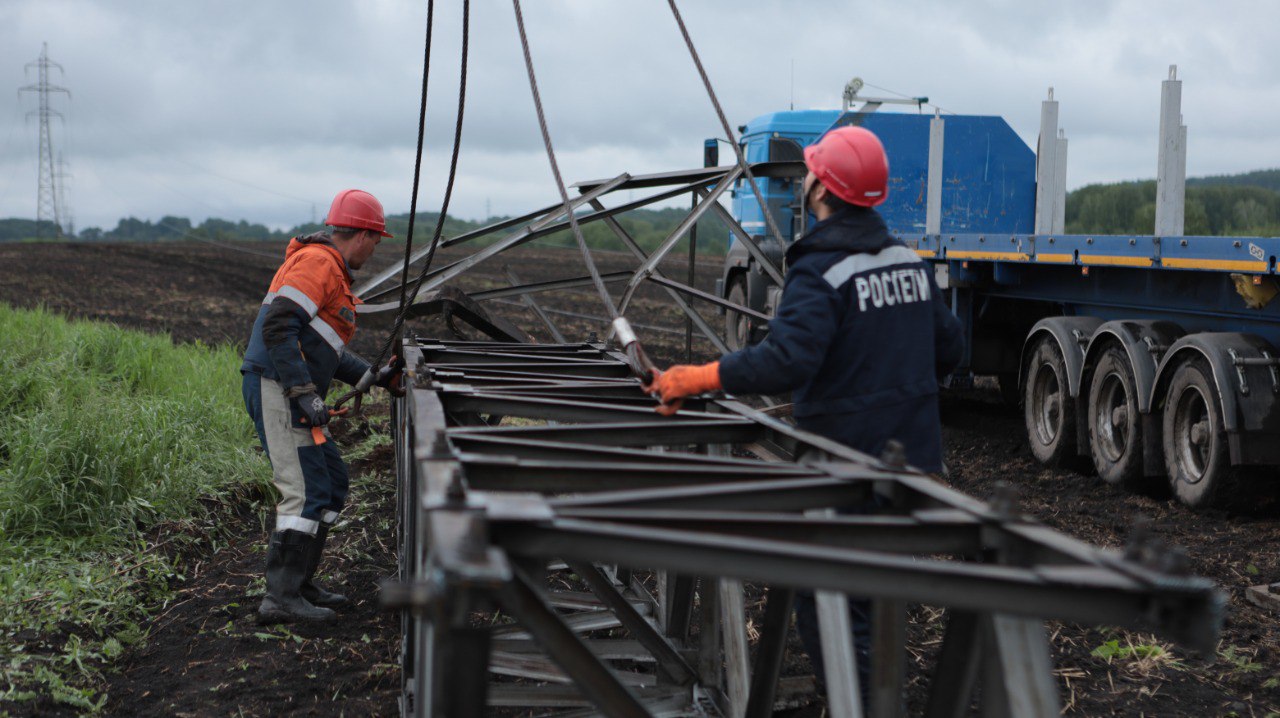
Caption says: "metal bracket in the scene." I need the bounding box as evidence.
[1228,348,1250,395]
[1142,335,1168,361]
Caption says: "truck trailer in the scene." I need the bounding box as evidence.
[716,72,1280,510]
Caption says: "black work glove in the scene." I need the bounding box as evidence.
[374,356,406,397]
[294,391,330,427]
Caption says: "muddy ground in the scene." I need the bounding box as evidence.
[1,239,1278,716]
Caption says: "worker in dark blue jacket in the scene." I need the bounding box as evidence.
[646,125,963,707]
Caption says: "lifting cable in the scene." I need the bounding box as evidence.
[366,0,470,378]
[666,0,790,266]
[511,0,618,323]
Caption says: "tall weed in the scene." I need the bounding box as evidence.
[0,305,271,710]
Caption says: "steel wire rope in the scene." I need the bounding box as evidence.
[393,0,438,320]
[511,0,619,322]
[367,0,469,372]
[666,0,790,266]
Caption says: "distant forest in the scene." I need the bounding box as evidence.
[2,168,1277,248]
[0,207,734,255]
[1065,169,1280,236]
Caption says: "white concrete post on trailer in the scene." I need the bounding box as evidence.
[1034,88,1060,235]
[1155,65,1187,237]
[926,109,945,235]
[1052,128,1068,234]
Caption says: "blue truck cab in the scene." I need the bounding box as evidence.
[717,104,1280,510]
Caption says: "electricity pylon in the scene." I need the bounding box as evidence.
[19,42,70,240]
[56,153,74,237]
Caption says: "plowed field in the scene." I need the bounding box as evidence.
[0,239,1277,717]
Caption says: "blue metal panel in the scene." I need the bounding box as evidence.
[730,110,1037,244]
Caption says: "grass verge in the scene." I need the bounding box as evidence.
[0,305,271,713]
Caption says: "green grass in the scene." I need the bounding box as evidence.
[0,305,271,712]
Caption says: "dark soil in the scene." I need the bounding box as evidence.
[98,418,402,718]
[1,239,1278,716]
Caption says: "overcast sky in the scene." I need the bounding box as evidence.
[2,0,1278,233]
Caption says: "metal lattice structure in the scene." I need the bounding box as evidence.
[356,164,799,356]
[19,42,70,240]
[380,331,1223,718]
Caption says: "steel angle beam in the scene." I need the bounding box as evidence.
[450,434,805,468]
[360,285,531,342]
[358,173,630,303]
[614,166,743,316]
[447,419,763,447]
[494,569,651,718]
[647,274,772,322]
[432,362,632,379]
[470,270,632,302]
[441,391,721,423]
[459,456,827,494]
[449,384,654,401]
[587,197,731,355]
[417,340,603,352]
[367,171,727,306]
[425,372,631,388]
[489,518,1217,644]
[418,348,618,365]
[430,367,639,384]
[551,476,875,512]
[551,509,983,555]
[355,201,562,298]
[703,196,786,286]
[572,160,804,193]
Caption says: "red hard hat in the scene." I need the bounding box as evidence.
[803,126,889,207]
[325,189,394,238]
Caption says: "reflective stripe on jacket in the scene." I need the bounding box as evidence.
[718,206,963,473]
[241,233,369,403]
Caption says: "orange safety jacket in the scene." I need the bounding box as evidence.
[240,233,370,404]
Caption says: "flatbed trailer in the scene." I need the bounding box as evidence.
[908,229,1280,509]
[716,72,1280,509]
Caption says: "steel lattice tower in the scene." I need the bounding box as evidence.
[55,153,73,237]
[19,43,70,240]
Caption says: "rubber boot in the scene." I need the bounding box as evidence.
[257,530,337,623]
[300,524,349,607]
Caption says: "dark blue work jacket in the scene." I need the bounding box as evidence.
[719,206,963,473]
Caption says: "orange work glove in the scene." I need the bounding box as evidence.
[643,362,722,415]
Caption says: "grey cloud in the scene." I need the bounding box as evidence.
[2,0,1278,231]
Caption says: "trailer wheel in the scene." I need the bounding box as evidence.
[1162,356,1240,509]
[724,278,751,351]
[1024,336,1078,465]
[1087,347,1145,488]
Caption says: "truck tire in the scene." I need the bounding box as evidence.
[1162,356,1240,509]
[725,278,751,351]
[1024,336,1078,466]
[1087,346,1145,488]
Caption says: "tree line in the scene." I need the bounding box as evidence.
[1066,169,1280,236]
[0,207,733,255]
[3,168,1275,248]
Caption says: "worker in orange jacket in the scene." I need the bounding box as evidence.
[241,189,403,623]
[646,126,963,706]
